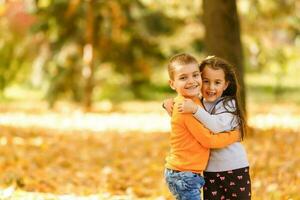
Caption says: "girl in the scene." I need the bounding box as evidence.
[163,56,251,200]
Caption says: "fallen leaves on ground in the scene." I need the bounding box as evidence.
[0,126,170,199]
[0,126,299,200]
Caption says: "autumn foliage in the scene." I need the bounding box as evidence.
[0,126,170,199]
[0,123,299,199]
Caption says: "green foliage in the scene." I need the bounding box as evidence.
[30,0,184,105]
[241,2,299,70]
[96,82,173,102]
[1,0,299,105]
[192,39,205,53]
[0,33,32,98]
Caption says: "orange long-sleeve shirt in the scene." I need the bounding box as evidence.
[165,95,240,173]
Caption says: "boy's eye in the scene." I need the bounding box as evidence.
[193,73,200,77]
[179,77,186,80]
[203,80,209,83]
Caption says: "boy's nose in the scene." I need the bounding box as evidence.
[187,77,195,83]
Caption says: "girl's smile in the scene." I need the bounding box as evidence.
[201,66,229,102]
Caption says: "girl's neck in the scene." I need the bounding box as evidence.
[203,96,223,104]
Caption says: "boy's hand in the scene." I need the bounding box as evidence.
[178,99,198,114]
[162,98,174,116]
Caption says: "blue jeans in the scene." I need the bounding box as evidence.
[165,168,205,200]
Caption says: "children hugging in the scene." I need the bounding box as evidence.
[163,53,251,200]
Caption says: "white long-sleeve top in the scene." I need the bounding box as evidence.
[193,97,249,172]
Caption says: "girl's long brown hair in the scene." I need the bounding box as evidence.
[199,56,246,139]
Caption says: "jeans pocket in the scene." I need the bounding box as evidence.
[165,170,205,200]
[165,174,179,197]
[176,172,205,191]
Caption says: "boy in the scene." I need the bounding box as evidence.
[164,53,240,200]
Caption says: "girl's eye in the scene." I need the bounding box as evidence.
[203,80,209,83]
[179,77,186,80]
[193,73,200,77]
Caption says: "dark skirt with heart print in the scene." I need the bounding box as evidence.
[203,167,251,200]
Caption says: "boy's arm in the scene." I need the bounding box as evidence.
[182,113,240,149]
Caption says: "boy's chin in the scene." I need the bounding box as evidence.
[183,93,200,98]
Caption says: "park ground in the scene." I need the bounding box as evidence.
[0,99,299,200]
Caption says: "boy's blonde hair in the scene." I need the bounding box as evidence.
[168,53,198,80]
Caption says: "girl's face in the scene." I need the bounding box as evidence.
[169,63,202,98]
[201,66,229,102]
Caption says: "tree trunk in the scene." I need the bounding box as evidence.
[83,0,95,111]
[203,0,246,112]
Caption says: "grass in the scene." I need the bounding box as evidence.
[2,71,300,106]
[245,72,300,104]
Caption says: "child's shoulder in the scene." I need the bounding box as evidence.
[172,96,185,120]
[175,95,201,105]
[216,97,236,112]
[174,95,185,104]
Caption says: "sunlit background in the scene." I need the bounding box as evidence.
[0,0,299,199]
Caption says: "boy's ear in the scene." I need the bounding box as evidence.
[169,80,176,90]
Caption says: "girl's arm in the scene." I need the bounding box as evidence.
[178,99,237,133]
[194,108,237,133]
[173,99,240,148]
[184,113,240,148]
[162,98,174,116]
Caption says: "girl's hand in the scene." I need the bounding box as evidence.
[162,98,174,116]
[178,99,198,114]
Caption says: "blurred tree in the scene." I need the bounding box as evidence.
[83,0,95,109]
[0,1,35,98]
[32,0,86,107]
[2,0,298,106]
[32,0,180,109]
[203,0,246,111]
[0,37,19,97]
[240,0,299,98]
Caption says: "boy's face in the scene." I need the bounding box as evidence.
[169,63,202,98]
